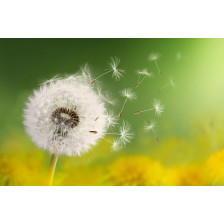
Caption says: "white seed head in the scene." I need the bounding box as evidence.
[153,99,164,116]
[144,120,156,131]
[23,73,112,157]
[148,52,160,61]
[108,57,125,81]
[118,121,133,145]
[137,68,153,77]
[120,88,137,100]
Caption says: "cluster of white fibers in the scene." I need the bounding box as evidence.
[23,70,113,157]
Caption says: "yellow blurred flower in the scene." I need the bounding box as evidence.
[0,135,46,185]
[0,154,44,185]
[205,149,224,185]
[107,155,165,186]
[164,165,206,186]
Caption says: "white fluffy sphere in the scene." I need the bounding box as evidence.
[23,73,109,157]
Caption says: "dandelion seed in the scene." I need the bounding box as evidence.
[144,120,159,143]
[119,88,137,118]
[89,131,98,134]
[148,52,162,76]
[105,121,133,149]
[158,78,175,92]
[119,121,133,145]
[135,69,153,88]
[24,71,118,185]
[90,57,125,84]
[144,120,156,131]
[105,121,134,146]
[134,99,164,117]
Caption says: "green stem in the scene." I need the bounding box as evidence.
[47,153,58,186]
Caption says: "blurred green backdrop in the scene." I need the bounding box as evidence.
[0,39,224,186]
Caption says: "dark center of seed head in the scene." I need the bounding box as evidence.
[51,107,79,128]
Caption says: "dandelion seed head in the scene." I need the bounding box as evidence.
[120,88,137,100]
[153,99,164,116]
[23,73,110,157]
[108,57,125,81]
[149,52,160,61]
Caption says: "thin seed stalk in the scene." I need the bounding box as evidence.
[46,153,58,186]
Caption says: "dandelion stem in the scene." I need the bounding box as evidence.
[47,153,58,186]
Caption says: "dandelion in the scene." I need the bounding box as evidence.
[23,72,116,185]
[119,88,137,118]
[91,57,125,84]
[144,120,159,143]
[134,99,164,116]
[158,78,175,92]
[148,52,162,76]
[104,121,134,151]
[135,68,153,88]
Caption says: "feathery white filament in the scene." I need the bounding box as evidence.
[149,53,160,61]
[23,73,113,157]
[120,88,137,100]
[118,121,133,145]
[144,121,156,132]
[153,99,164,116]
